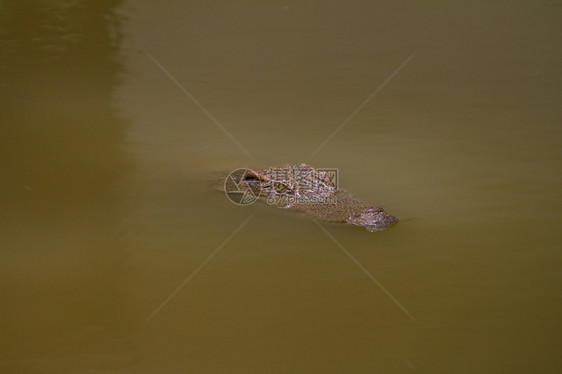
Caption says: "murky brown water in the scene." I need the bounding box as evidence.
[1,1,561,373]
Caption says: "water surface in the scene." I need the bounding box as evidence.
[1,1,561,373]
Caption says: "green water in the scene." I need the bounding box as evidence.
[1,1,561,373]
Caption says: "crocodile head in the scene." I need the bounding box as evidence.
[231,164,398,232]
[239,164,336,207]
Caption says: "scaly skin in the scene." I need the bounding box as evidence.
[225,163,398,232]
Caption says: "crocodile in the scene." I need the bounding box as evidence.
[223,164,398,232]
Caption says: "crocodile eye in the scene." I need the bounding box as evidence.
[275,183,286,192]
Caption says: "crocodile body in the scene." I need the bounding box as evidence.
[224,164,398,232]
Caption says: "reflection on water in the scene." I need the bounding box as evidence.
[0,1,134,372]
[2,1,561,373]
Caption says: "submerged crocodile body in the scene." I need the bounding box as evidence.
[223,164,398,232]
